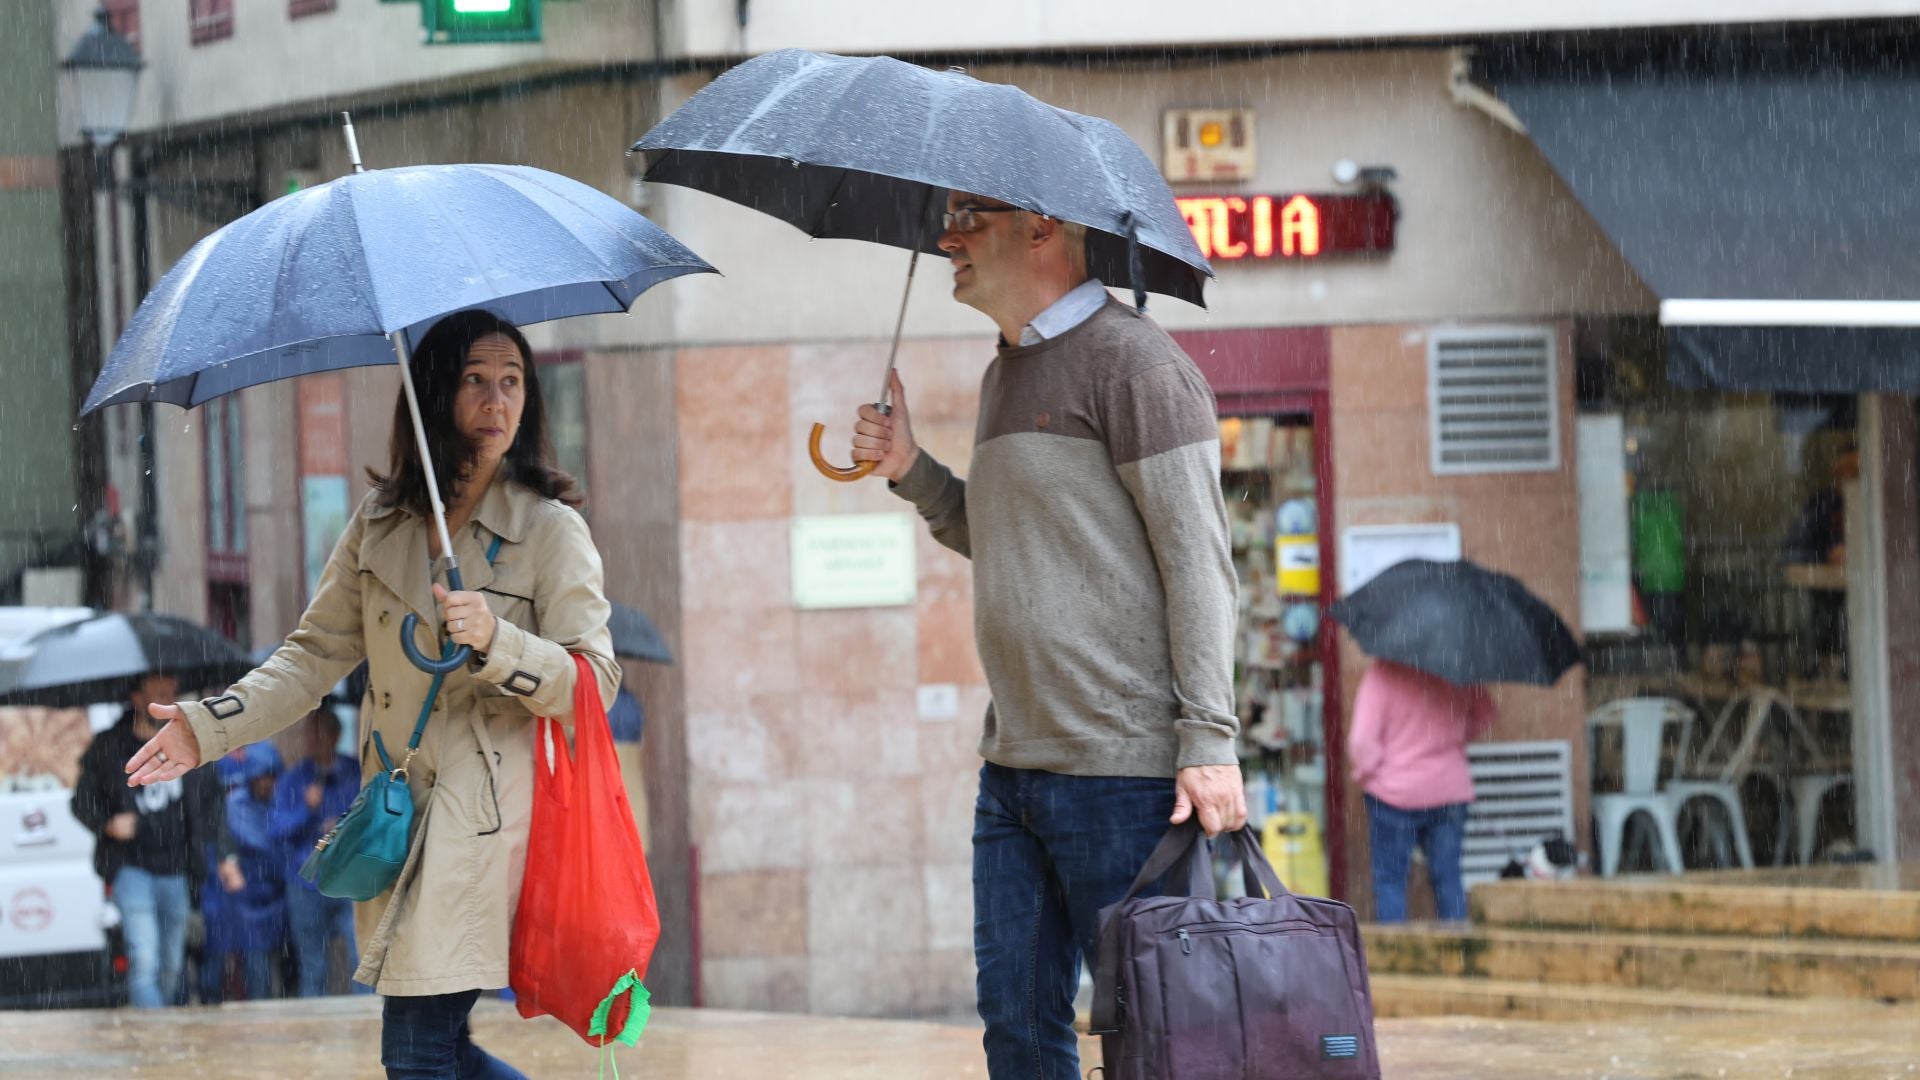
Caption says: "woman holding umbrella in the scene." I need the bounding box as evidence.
[124,311,617,1079]
[1332,558,1582,924]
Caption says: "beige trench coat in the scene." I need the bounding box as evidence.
[180,478,618,996]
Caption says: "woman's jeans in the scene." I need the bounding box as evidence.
[288,883,359,997]
[382,990,527,1080]
[113,866,190,1008]
[1365,795,1469,923]
[972,762,1175,1080]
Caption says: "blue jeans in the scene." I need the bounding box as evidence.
[973,762,1175,1080]
[288,883,360,997]
[382,990,527,1080]
[1365,795,1469,923]
[113,866,191,1009]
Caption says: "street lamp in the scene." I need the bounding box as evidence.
[59,8,143,156]
[61,8,147,609]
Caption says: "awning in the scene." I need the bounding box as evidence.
[1480,35,1920,393]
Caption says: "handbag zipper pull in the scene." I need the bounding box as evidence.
[1178,927,1191,954]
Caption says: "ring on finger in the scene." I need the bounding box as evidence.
[453,618,464,632]
[157,751,169,765]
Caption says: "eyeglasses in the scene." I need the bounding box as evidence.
[941,205,1023,233]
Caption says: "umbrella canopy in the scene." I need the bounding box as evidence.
[84,162,715,412]
[0,611,254,708]
[633,48,1212,309]
[609,602,672,664]
[1329,559,1583,687]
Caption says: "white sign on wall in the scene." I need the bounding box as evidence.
[791,513,918,610]
[1339,523,1462,595]
[1577,414,1634,634]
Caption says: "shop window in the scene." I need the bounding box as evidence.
[289,0,336,18]
[1428,326,1559,475]
[539,355,589,513]
[1221,413,1332,897]
[205,395,247,582]
[1579,317,1860,870]
[189,0,233,45]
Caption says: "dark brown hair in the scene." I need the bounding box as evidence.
[368,310,579,514]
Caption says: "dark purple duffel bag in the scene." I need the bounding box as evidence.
[1090,821,1381,1078]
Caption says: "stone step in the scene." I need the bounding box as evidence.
[1469,872,1920,941]
[1363,923,1920,1001]
[1368,974,1852,1022]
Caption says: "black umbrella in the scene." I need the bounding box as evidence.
[609,602,672,664]
[1328,559,1582,687]
[0,610,254,708]
[633,48,1212,480]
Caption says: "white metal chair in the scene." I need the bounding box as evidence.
[1588,698,1753,876]
[1694,687,1847,865]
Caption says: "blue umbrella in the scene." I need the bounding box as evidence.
[84,115,716,673]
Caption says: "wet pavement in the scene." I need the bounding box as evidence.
[1,995,1918,1077]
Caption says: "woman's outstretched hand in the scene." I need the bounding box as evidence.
[125,704,203,787]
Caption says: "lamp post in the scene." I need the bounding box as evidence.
[59,8,148,609]
[60,8,142,185]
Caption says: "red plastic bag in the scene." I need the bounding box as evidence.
[511,654,660,1050]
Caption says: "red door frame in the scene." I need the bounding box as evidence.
[1173,326,1348,902]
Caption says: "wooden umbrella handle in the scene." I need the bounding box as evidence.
[808,421,878,482]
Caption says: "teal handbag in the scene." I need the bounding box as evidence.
[299,535,501,902]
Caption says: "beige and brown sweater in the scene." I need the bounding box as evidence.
[894,297,1239,778]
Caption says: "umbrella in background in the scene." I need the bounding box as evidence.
[1329,559,1583,687]
[634,48,1211,481]
[609,602,672,665]
[84,114,715,677]
[0,611,254,709]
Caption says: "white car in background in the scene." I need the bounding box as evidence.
[0,607,126,1009]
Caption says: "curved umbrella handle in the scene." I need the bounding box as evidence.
[807,421,878,483]
[401,564,472,674]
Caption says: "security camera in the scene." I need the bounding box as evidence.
[1331,159,1359,185]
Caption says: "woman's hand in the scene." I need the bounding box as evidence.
[433,584,496,650]
[124,704,203,787]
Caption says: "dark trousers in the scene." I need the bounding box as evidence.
[381,990,527,1080]
[972,762,1176,1080]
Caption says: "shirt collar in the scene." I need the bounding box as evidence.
[1018,278,1109,346]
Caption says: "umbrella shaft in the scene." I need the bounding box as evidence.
[877,247,919,406]
[390,330,459,574]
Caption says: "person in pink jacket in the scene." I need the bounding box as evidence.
[1347,659,1495,922]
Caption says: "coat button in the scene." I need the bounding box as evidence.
[379,610,390,626]
[382,692,392,709]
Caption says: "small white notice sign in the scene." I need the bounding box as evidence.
[791,513,918,610]
[1339,523,1462,596]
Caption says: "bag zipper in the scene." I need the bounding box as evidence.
[1174,919,1319,949]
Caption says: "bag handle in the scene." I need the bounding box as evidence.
[393,534,504,781]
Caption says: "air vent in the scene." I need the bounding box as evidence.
[1428,327,1559,475]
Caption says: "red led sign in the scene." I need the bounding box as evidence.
[1176,193,1396,262]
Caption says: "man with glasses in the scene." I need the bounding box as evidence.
[849,191,1245,1079]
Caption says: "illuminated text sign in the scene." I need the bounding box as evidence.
[1176,193,1396,262]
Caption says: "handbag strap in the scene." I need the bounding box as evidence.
[391,533,504,779]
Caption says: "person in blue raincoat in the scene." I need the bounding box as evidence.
[222,742,288,999]
[270,704,363,997]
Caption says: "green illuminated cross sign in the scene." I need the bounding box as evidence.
[423,0,540,43]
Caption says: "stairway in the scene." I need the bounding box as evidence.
[1365,867,1920,1020]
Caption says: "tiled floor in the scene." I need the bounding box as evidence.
[3,996,1919,1078]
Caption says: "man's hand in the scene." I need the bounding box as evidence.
[305,783,324,812]
[1171,764,1248,838]
[433,585,496,651]
[104,812,138,842]
[217,857,245,894]
[851,370,920,481]
[125,706,203,787]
